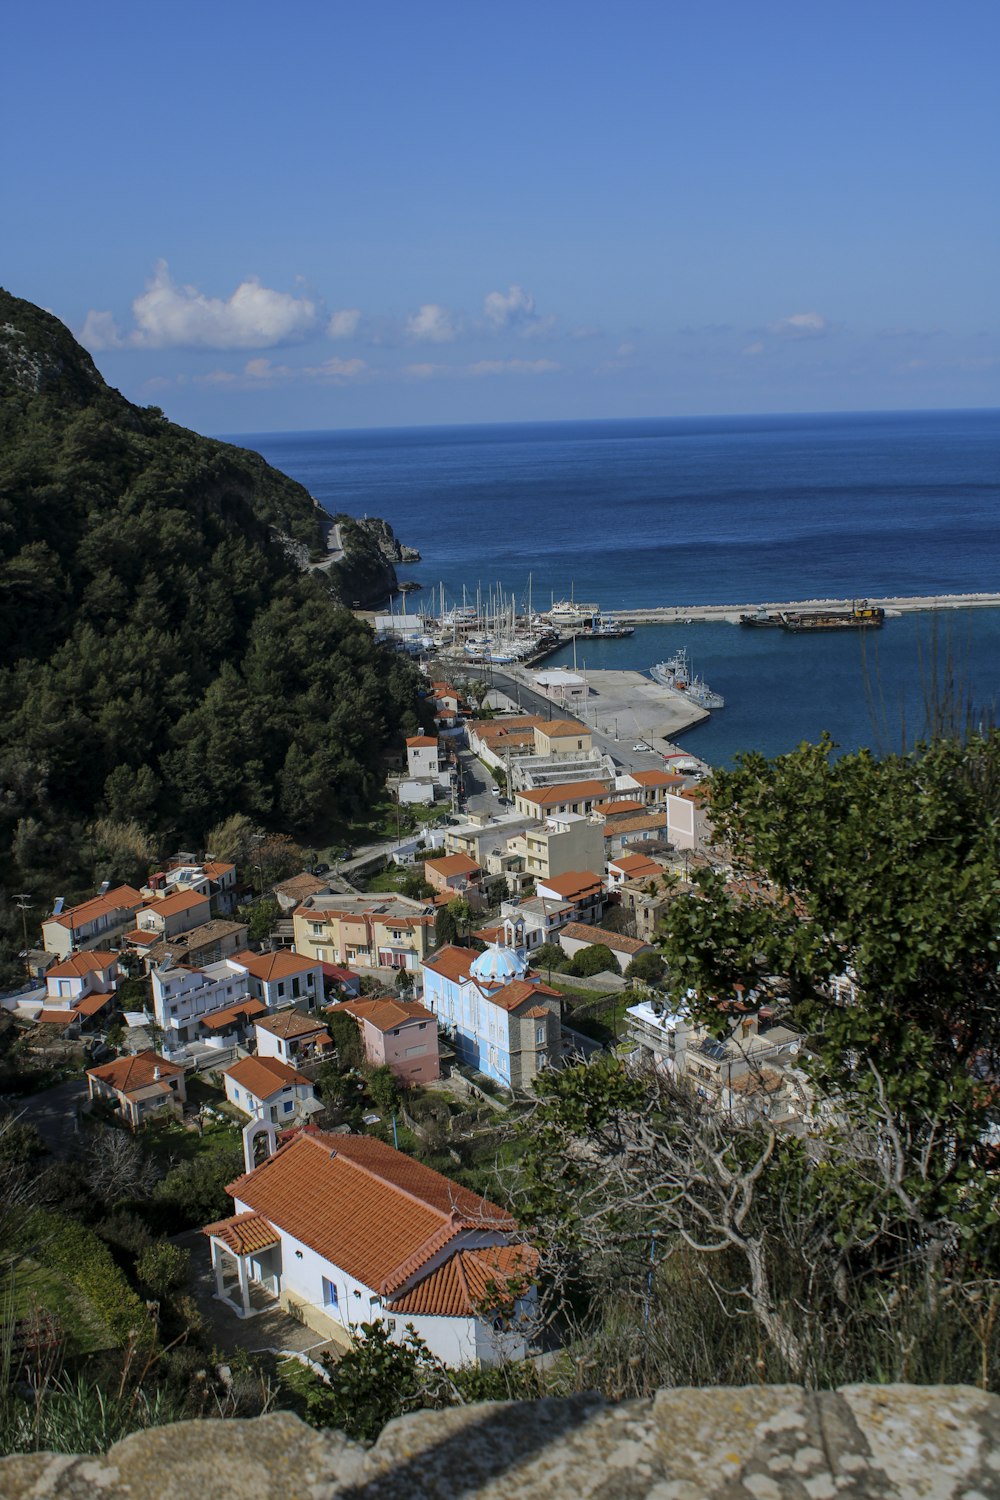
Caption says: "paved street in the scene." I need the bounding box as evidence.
[10,1078,88,1155]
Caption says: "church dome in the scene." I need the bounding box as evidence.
[470,941,529,986]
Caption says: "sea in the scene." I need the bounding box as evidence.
[225,410,1000,767]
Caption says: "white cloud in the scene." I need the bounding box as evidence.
[483,284,555,339]
[80,309,125,351]
[742,340,765,357]
[327,308,362,339]
[406,303,458,342]
[468,358,559,377]
[769,311,830,338]
[192,354,368,389]
[483,284,535,328]
[81,261,319,352]
[404,362,441,379]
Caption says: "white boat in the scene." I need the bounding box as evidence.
[548,598,601,627]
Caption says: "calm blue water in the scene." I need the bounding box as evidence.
[226,411,1000,764]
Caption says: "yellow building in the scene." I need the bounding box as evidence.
[293,892,435,972]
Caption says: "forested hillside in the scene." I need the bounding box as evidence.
[0,289,422,967]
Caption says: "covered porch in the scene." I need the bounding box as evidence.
[203,1212,281,1320]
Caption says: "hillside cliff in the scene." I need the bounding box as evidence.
[0,289,422,962]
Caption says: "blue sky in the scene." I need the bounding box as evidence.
[4,0,997,432]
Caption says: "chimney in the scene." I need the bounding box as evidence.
[153,1065,161,1080]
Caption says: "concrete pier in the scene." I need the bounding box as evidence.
[612,590,1000,625]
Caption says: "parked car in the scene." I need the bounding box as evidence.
[313,861,331,874]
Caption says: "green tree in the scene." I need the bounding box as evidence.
[435,905,458,948]
[624,951,665,984]
[236,898,280,944]
[136,1239,191,1299]
[366,1064,401,1116]
[567,943,616,977]
[659,730,1000,1252]
[318,1321,452,1440]
[326,1009,364,1071]
[532,942,566,974]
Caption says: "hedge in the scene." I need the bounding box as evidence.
[20,1209,155,1351]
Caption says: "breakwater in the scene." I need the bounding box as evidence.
[611,592,1000,626]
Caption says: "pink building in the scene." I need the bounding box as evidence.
[338,997,440,1084]
[424,853,482,896]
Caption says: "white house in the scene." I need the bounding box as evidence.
[38,950,121,1029]
[222,1055,319,1124]
[231,949,323,1011]
[41,886,143,957]
[420,921,561,1092]
[405,735,441,778]
[152,958,259,1050]
[135,888,212,939]
[203,1122,538,1367]
[254,1009,334,1065]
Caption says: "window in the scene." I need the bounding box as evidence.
[536,1025,546,1045]
[283,1100,293,1113]
[311,923,323,937]
[292,978,300,998]
[322,1277,339,1309]
[277,982,285,998]
[307,972,314,987]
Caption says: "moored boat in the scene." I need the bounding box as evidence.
[649,648,724,709]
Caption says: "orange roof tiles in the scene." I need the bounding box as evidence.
[46,951,117,979]
[424,854,481,879]
[72,992,114,1017]
[254,1008,328,1039]
[139,889,210,919]
[612,853,663,879]
[389,1244,538,1317]
[536,719,587,737]
[203,1211,279,1256]
[226,1130,513,1294]
[519,780,607,807]
[202,861,236,880]
[630,769,685,787]
[538,870,603,898]
[232,949,317,981]
[35,1010,76,1026]
[87,1050,183,1095]
[340,998,437,1033]
[46,886,142,931]
[201,998,268,1031]
[406,735,439,747]
[601,812,667,835]
[225,1054,312,1098]
[421,946,473,984]
[560,922,649,954]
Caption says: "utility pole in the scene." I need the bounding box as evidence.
[14,893,32,974]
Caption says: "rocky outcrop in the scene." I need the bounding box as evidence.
[356,514,422,564]
[4,1384,999,1498]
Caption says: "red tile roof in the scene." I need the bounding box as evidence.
[202,1211,279,1256]
[518,780,607,807]
[224,1055,312,1099]
[389,1244,538,1317]
[406,736,439,747]
[225,1130,513,1295]
[200,998,268,1031]
[537,871,603,899]
[254,1008,328,1040]
[560,922,649,955]
[611,853,663,879]
[46,951,117,979]
[537,719,587,737]
[139,889,210,919]
[87,1050,183,1095]
[630,769,685,787]
[72,992,115,1017]
[421,945,473,985]
[45,886,142,931]
[424,854,481,879]
[340,998,437,1033]
[232,949,318,981]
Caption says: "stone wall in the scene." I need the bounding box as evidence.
[3,1384,998,1498]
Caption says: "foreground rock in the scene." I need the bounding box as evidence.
[3,1384,999,1498]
